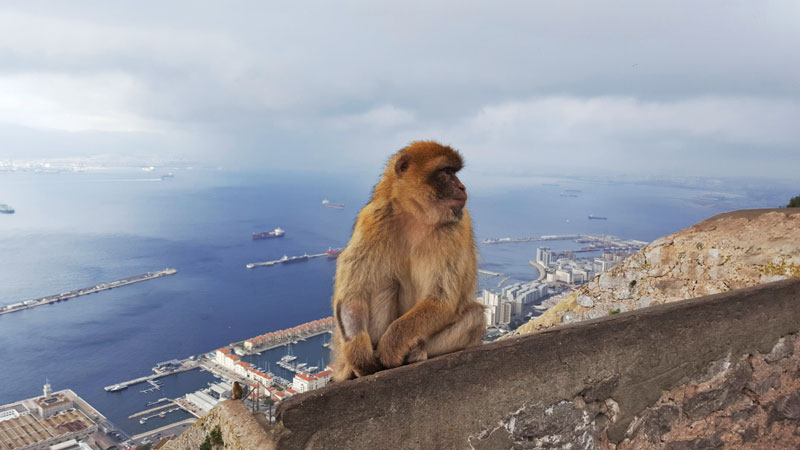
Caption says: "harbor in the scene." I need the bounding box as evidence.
[0,268,178,316]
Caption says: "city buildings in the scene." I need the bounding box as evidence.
[479,282,552,327]
[0,383,106,450]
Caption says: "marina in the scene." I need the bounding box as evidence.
[237,317,334,355]
[0,268,178,316]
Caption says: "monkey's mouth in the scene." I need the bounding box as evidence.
[443,198,466,210]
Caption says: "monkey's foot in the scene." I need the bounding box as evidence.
[406,346,428,363]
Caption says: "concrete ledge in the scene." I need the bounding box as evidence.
[171,278,800,449]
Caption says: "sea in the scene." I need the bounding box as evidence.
[0,168,792,436]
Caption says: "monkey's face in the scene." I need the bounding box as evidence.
[427,165,467,222]
[390,142,468,225]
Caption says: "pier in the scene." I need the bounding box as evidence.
[246,253,327,269]
[0,268,177,316]
[129,401,175,419]
[478,269,505,277]
[104,359,199,392]
[482,234,582,244]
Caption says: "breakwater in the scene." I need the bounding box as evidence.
[0,268,178,316]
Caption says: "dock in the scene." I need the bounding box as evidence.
[129,401,175,419]
[246,253,327,269]
[104,359,199,392]
[0,268,177,316]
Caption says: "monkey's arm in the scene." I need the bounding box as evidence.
[375,298,459,369]
[335,299,383,377]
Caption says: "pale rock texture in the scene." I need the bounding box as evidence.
[516,209,800,334]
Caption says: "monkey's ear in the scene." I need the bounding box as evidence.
[394,155,410,177]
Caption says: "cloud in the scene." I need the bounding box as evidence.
[325,105,416,132]
[464,96,800,148]
[0,1,799,179]
[0,72,166,132]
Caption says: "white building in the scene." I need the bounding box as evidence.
[292,373,323,393]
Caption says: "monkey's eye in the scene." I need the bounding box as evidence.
[442,167,456,176]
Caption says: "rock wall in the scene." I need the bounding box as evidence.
[516,208,800,334]
[165,278,800,449]
[163,400,276,450]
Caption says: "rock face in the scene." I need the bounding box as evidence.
[164,278,800,449]
[516,208,800,334]
[163,401,276,450]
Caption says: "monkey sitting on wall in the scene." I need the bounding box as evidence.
[330,141,486,381]
[232,381,243,400]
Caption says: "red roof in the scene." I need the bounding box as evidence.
[217,348,231,354]
[315,369,333,377]
[228,354,240,360]
[286,388,297,394]
[236,361,250,367]
[295,373,317,382]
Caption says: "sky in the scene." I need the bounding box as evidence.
[1,1,799,179]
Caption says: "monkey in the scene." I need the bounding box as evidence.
[330,141,486,381]
[232,381,243,400]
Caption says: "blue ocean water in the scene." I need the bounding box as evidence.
[0,169,788,434]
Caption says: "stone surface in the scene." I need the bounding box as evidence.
[162,400,276,450]
[165,279,800,449]
[516,208,800,333]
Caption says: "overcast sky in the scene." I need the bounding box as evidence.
[1,1,799,178]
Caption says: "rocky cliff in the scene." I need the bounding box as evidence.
[516,208,800,334]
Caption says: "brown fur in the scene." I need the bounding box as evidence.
[330,141,486,381]
[232,381,243,400]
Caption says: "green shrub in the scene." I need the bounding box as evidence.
[788,195,800,208]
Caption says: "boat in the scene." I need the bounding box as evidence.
[104,384,126,392]
[321,199,345,209]
[588,215,608,220]
[253,228,285,240]
[0,204,14,214]
[160,173,174,180]
[281,344,297,362]
[281,254,309,264]
[326,248,343,258]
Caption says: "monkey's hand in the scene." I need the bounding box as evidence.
[345,332,383,377]
[376,322,421,369]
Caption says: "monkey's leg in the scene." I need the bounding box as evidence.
[376,297,467,368]
[421,301,486,358]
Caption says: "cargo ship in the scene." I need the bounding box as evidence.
[253,228,285,240]
[0,204,14,214]
[326,248,343,258]
[588,215,608,220]
[322,199,345,209]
